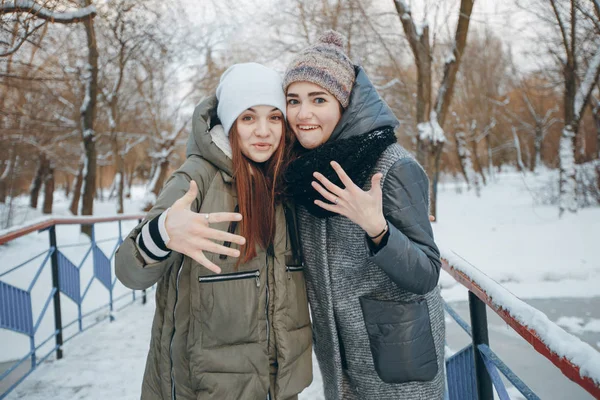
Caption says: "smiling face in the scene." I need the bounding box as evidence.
[286,81,342,149]
[234,105,284,163]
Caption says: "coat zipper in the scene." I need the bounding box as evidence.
[265,251,270,348]
[286,265,304,272]
[169,259,185,400]
[198,269,260,286]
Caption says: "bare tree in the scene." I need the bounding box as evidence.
[97,0,155,213]
[77,0,98,236]
[544,0,600,214]
[393,0,476,218]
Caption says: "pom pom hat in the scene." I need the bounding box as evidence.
[283,30,356,108]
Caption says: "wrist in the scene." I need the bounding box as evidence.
[366,217,387,238]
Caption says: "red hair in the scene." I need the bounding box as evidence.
[229,121,292,264]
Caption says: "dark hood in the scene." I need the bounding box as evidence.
[185,94,233,177]
[329,66,399,142]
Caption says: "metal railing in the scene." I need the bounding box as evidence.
[442,257,600,399]
[0,215,145,399]
[2,216,600,400]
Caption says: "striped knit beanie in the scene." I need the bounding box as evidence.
[283,30,355,108]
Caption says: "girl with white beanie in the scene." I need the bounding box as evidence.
[116,63,312,400]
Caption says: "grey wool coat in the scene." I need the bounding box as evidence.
[299,66,446,400]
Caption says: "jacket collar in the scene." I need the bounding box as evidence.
[329,66,399,142]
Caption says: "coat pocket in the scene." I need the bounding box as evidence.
[198,269,261,348]
[359,296,438,383]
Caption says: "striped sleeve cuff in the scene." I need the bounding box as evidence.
[136,208,172,264]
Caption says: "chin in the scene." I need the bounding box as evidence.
[249,153,274,163]
[298,140,320,150]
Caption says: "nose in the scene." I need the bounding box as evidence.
[297,103,313,121]
[254,117,270,138]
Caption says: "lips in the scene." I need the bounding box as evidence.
[252,143,271,150]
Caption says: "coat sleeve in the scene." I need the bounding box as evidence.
[368,157,441,295]
[115,160,210,290]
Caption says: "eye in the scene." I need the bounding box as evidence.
[314,98,326,104]
[287,99,299,105]
[241,115,253,121]
[270,114,283,121]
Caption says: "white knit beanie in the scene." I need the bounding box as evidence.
[216,63,287,136]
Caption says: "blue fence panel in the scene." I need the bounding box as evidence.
[0,281,33,336]
[479,345,510,400]
[446,345,477,400]
[57,251,80,305]
[93,246,111,290]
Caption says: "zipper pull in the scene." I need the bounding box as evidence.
[255,271,260,287]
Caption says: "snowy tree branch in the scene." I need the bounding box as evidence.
[393,0,424,57]
[433,0,475,127]
[574,44,600,121]
[0,1,97,23]
[550,0,572,61]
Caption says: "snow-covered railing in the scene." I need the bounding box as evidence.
[0,214,146,399]
[441,248,600,399]
[0,214,143,245]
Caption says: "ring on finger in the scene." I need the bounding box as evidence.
[334,197,339,205]
[204,213,210,223]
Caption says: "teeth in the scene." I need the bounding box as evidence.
[299,125,319,130]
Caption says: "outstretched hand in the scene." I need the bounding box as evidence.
[312,161,437,236]
[312,161,387,239]
[164,180,245,274]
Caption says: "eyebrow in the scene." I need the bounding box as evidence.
[246,107,280,112]
[286,92,330,97]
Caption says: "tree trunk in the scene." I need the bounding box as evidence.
[64,174,71,198]
[0,148,16,203]
[69,162,84,215]
[112,133,124,213]
[559,126,578,215]
[470,139,486,185]
[532,124,543,171]
[486,135,494,181]
[430,144,444,217]
[143,158,170,211]
[42,164,54,214]
[80,0,99,237]
[455,133,469,185]
[29,155,48,209]
[512,128,525,172]
[594,103,600,160]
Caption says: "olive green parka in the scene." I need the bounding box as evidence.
[115,95,312,400]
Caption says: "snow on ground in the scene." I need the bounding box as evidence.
[2,168,600,398]
[4,294,326,400]
[435,169,600,302]
[556,317,600,335]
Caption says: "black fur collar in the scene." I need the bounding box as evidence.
[285,127,397,218]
